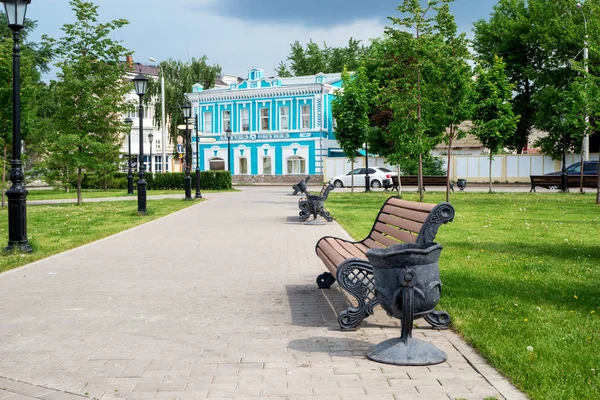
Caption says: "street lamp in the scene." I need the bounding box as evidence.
[133,73,148,214]
[148,132,154,173]
[124,117,134,195]
[149,57,166,173]
[225,128,232,173]
[192,113,202,199]
[3,0,32,253]
[181,102,192,200]
[577,2,590,161]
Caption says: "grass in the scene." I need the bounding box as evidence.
[326,191,600,400]
[0,199,197,274]
[25,188,236,201]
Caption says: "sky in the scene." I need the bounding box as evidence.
[27,0,499,80]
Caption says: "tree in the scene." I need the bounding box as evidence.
[471,56,519,193]
[41,0,131,205]
[374,0,458,202]
[146,57,221,148]
[0,15,50,207]
[276,38,369,76]
[331,66,374,191]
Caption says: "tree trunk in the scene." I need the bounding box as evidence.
[579,151,584,194]
[104,170,108,191]
[418,153,424,202]
[2,143,6,208]
[397,164,402,199]
[77,167,82,205]
[446,126,454,203]
[350,159,354,193]
[488,152,493,193]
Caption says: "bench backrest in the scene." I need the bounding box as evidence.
[363,197,454,250]
[319,183,334,197]
[531,174,598,188]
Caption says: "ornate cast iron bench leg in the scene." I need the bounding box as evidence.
[424,310,451,329]
[336,258,379,330]
[298,199,310,222]
[316,272,336,288]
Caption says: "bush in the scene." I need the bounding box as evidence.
[146,171,232,191]
[400,155,446,176]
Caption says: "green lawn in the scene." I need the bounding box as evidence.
[25,188,236,201]
[0,199,197,274]
[326,191,600,400]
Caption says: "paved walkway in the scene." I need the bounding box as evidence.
[0,187,527,400]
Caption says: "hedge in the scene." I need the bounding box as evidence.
[67,171,232,191]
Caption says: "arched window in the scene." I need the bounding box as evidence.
[287,156,305,174]
[209,157,225,171]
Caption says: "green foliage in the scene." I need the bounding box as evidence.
[146,57,221,146]
[145,171,232,191]
[331,67,375,163]
[399,155,445,176]
[276,38,370,76]
[471,56,519,191]
[40,0,131,204]
[371,0,461,200]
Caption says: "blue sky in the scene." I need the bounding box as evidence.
[28,0,498,79]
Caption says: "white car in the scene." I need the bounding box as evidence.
[330,167,397,189]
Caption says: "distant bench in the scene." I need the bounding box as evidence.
[298,183,334,223]
[314,196,454,330]
[292,176,310,195]
[384,175,454,191]
[530,175,599,192]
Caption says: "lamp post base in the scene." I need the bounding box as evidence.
[195,169,202,199]
[184,169,192,200]
[137,175,147,214]
[5,183,32,253]
[127,174,134,195]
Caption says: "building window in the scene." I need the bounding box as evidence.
[209,158,225,171]
[241,108,249,132]
[222,110,231,131]
[260,108,269,131]
[263,156,272,174]
[301,105,310,129]
[239,157,248,174]
[203,112,213,134]
[287,156,305,174]
[280,106,289,130]
[154,156,162,172]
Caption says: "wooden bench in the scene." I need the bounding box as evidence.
[299,183,334,222]
[315,197,454,330]
[384,175,454,191]
[292,176,310,195]
[530,174,599,192]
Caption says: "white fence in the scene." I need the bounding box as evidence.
[323,153,599,183]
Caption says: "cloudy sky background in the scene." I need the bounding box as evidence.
[28,0,498,79]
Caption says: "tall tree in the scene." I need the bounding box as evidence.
[0,15,50,206]
[374,0,458,201]
[471,56,519,193]
[276,38,369,76]
[41,0,131,205]
[146,57,221,146]
[331,66,375,191]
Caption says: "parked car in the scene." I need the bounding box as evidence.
[330,167,397,189]
[545,161,598,176]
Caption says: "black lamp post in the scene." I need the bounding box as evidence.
[133,73,148,214]
[124,117,134,195]
[3,0,32,253]
[226,128,232,173]
[181,102,192,200]
[193,114,202,199]
[364,141,371,192]
[148,132,154,173]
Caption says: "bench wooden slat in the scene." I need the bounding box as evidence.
[369,230,402,247]
[363,237,385,249]
[335,239,367,259]
[373,222,419,244]
[382,205,429,224]
[387,197,436,212]
[377,214,423,235]
[316,241,346,272]
[325,238,359,261]
[316,247,338,275]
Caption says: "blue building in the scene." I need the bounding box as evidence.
[186,68,343,182]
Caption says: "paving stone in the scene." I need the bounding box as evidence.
[0,187,526,400]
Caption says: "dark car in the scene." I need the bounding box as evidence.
[546,161,598,176]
